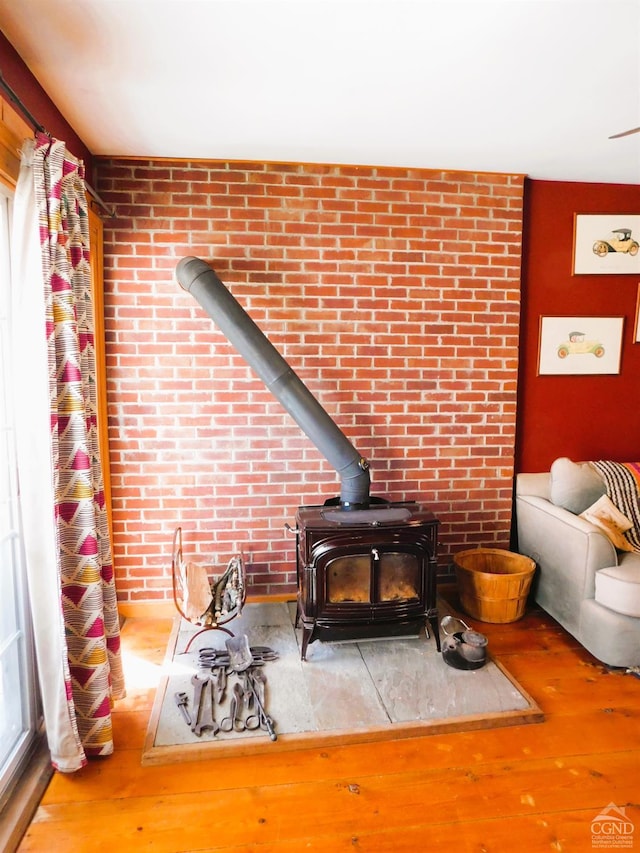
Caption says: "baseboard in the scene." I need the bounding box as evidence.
[118,601,177,620]
[118,592,293,621]
[118,590,460,621]
[0,731,52,853]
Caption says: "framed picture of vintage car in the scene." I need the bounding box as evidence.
[573,214,640,275]
[538,316,624,375]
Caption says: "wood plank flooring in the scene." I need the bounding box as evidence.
[18,596,640,852]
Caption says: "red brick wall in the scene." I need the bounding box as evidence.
[96,160,525,604]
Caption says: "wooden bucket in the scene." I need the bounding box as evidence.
[453,548,536,623]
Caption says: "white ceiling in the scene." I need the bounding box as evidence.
[1,0,639,184]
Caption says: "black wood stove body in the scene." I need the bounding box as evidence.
[294,502,440,660]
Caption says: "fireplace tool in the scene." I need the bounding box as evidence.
[225,635,277,739]
[180,637,279,740]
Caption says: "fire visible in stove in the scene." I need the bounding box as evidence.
[378,555,422,601]
[327,552,421,604]
[328,558,371,603]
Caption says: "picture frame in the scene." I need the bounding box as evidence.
[573,214,640,275]
[538,316,624,375]
[635,284,640,344]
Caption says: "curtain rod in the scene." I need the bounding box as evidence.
[0,70,116,218]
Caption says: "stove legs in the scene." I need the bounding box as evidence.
[296,600,441,660]
[298,617,441,661]
[295,599,315,661]
[426,608,441,652]
[300,627,312,662]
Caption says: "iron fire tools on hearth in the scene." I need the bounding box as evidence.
[174,636,279,741]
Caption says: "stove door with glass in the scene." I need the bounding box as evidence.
[294,503,439,660]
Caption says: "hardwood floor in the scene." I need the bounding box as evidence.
[18,598,640,852]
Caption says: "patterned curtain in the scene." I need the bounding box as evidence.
[12,133,125,772]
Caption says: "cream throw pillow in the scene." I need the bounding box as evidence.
[550,457,606,514]
[580,495,634,552]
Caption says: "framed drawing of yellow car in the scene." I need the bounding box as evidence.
[538,316,624,375]
[573,214,640,275]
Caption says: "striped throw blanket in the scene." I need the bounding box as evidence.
[592,461,640,552]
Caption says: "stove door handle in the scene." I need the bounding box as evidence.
[284,523,299,535]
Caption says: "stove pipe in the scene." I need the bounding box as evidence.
[176,256,371,508]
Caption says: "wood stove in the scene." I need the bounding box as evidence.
[176,257,442,663]
[293,501,440,660]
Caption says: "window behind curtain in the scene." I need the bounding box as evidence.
[0,182,40,806]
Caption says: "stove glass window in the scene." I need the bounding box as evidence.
[379,552,420,601]
[325,550,421,604]
[327,555,370,603]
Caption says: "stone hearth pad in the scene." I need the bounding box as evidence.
[142,601,543,765]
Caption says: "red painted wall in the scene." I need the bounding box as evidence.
[96,160,525,604]
[516,179,640,473]
[0,32,92,168]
